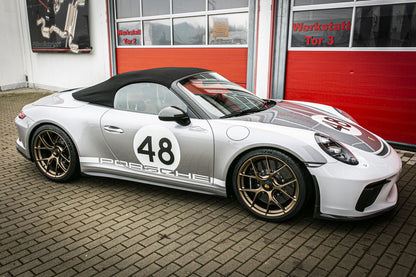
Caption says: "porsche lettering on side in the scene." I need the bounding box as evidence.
[15,67,402,221]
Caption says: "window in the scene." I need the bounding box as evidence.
[209,13,248,45]
[180,72,270,118]
[115,0,140,19]
[173,17,206,45]
[292,8,352,47]
[208,0,248,10]
[143,19,171,45]
[117,22,141,46]
[114,0,249,47]
[114,83,187,115]
[290,0,416,49]
[294,0,352,6]
[354,3,416,47]
[173,0,205,14]
[142,0,170,16]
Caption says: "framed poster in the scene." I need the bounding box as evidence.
[26,0,92,53]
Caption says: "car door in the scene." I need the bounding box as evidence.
[100,82,216,192]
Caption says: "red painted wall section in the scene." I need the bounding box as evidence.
[116,48,248,87]
[285,51,416,145]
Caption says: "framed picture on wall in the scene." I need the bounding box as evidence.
[26,0,92,53]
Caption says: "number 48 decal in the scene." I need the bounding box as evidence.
[137,136,174,165]
[311,115,362,136]
[133,126,181,170]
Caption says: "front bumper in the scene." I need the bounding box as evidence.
[309,145,402,219]
[312,176,398,221]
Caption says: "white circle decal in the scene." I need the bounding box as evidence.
[133,125,180,170]
[312,115,362,136]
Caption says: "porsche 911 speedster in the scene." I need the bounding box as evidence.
[15,67,402,221]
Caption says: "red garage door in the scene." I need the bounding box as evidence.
[285,51,416,145]
[285,1,416,145]
[116,48,248,87]
[113,0,250,87]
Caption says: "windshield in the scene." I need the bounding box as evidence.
[179,72,275,118]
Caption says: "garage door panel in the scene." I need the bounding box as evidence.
[116,48,248,87]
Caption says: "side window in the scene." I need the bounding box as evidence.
[114,83,187,114]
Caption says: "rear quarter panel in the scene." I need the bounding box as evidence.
[22,101,113,162]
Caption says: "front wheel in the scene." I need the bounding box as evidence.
[31,125,79,182]
[232,149,307,222]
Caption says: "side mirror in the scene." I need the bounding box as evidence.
[158,106,191,126]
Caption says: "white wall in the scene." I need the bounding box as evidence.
[1,0,273,94]
[254,0,273,99]
[0,1,27,91]
[0,0,111,92]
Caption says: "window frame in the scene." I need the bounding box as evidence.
[114,0,249,48]
[289,0,416,51]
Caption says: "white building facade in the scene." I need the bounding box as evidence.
[1,0,273,99]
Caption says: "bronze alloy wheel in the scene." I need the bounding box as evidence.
[33,130,71,178]
[31,125,79,182]
[233,149,306,221]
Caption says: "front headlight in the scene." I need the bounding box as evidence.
[315,133,358,165]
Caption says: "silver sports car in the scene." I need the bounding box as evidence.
[15,67,402,221]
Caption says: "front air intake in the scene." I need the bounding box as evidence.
[355,179,390,212]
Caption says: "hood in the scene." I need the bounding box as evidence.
[233,101,384,153]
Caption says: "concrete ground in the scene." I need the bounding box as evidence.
[1,89,415,276]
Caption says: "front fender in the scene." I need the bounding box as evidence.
[209,120,328,184]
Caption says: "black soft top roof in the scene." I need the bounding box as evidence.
[72,67,208,107]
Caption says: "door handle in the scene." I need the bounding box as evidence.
[104,125,124,134]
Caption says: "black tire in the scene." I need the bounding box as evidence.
[232,149,307,222]
[31,124,79,182]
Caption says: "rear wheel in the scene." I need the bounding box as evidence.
[232,149,306,222]
[31,125,79,182]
